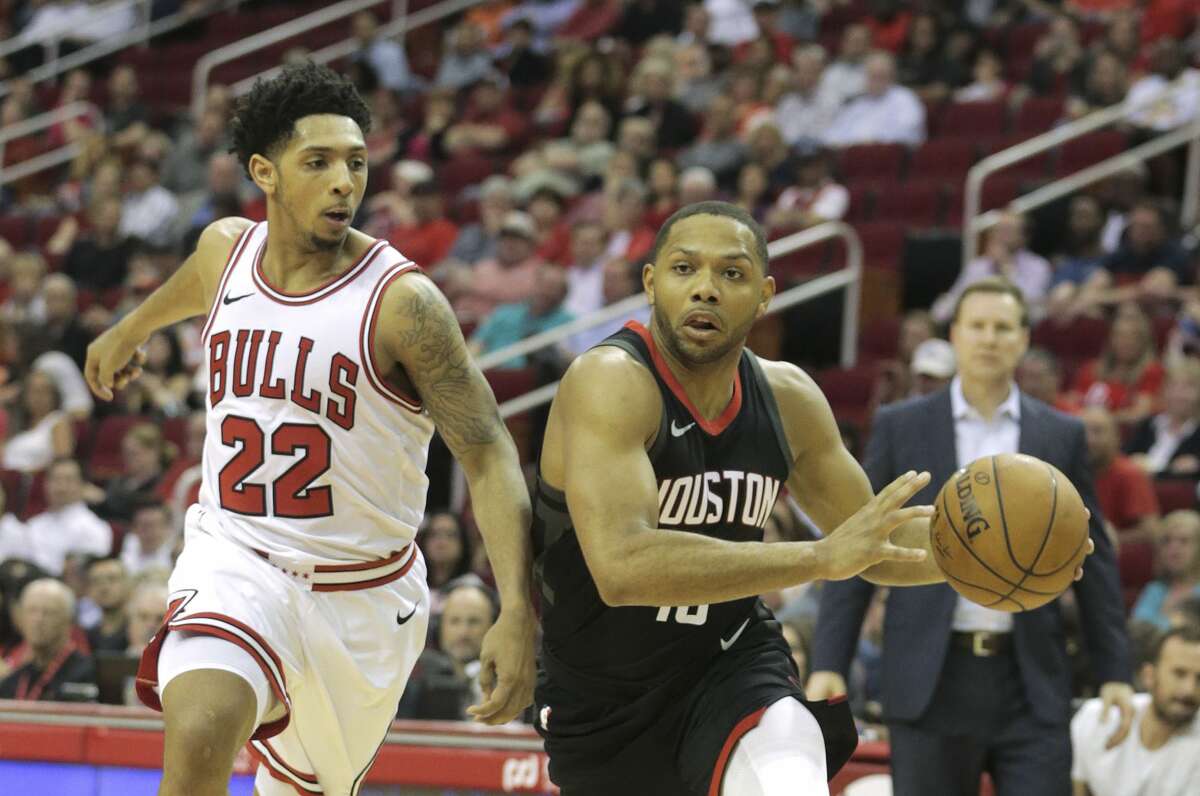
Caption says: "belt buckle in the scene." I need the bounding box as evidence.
[972,632,994,657]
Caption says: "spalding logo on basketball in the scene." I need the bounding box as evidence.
[929,453,1089,612]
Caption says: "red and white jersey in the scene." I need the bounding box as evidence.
[198,221,434,565]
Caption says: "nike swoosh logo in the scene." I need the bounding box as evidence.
[720,618,750,651]
[396,605,418,625]
[222,291,254,305]
[671,420,696,437]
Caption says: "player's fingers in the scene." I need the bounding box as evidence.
[131,348,147,366]
[878,543,927,563]
[883,505,934,531]
[1104,702,1134,749]
[877,471,931,510]
[1086,538,1095,556]
[467,679,514,723]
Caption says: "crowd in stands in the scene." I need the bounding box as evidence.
[0,3,1197,781]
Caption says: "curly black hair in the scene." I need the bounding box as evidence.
[229,62,372,173]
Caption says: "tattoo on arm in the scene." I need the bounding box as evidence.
[398,281,501,452]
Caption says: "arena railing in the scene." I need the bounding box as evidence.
[963,78,1200,264]
[488,221,864,421]
[0,101,101,189]
[189,0,445,119]
[0,0,246,102]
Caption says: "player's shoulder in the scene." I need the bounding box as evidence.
[196,216,255,256]
[755,356,828,421]
[559,345,660,424]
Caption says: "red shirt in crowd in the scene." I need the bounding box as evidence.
[388,218,460,270]
[1094,454,1160,531]
[1072,359,1166,412]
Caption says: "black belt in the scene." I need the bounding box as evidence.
[951,631,1013,657]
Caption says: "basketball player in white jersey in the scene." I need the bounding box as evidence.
[84,63,536,796]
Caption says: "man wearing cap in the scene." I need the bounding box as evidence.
[450,211,544,324]
[469,264,575,369]
[910,339,956,396]
[446,70,530,157]
[450,176,515,264]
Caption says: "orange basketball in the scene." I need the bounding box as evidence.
[929,453,1089,612]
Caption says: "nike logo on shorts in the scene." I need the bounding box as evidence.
[396,605,418,625]
[223,291,254,305]
[720,617,750,651]
[671,420,696,437]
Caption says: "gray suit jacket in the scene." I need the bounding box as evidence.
[810,388,1131,726]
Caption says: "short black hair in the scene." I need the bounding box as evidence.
[230,62,372,174]
[650,201,770,274]
[1151,623,1200,664]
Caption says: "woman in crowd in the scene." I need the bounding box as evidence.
[2,371,73,473]
[1132,509,1200,629]
[1071,301,1165,424]
[1126,359,1200,476]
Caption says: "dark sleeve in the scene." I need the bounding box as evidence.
[809,407,897,677]
[1123,418,1156,455]
[1066,419,1133,685]
[0,667,20,698]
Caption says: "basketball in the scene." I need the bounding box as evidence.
[929,453,1089,612]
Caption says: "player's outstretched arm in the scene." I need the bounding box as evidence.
[559,349,931,606]
[379,274,534,725]
[85,217,251,400]
[764,360,945,586]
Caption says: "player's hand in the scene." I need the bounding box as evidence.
[1074,537,1095,581]
[467,603,536,725]
[816,471,933,581]
[1099,681,1135,749]
[85,324,147,401]
[804,670,848,701]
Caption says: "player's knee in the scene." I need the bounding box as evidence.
[162,671,258,778]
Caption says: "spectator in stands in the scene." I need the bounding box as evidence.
[1,252,47,325]
[1072,302,1166,424]
[766,147,849,233]
[869,310,937,412]
[613,0,684,45]
[897,12,952,102]
[823,51,927,148]
[623,55,697,151]
[1068,48,1130,118]
[673,42,721,114]
[32,273,92,369]
[775,44,839,148]
[176,152,247,247]
[23,457,111,576]
[600,177,655,264]
[1082,406,1161,545]
[386,179,459,270]
[496,17,552,89]
[124,577,167,657]
[821,22,872,103]
[644,157,679,228]
[118,159,179,249]
[677,166,718,205]
[93,423,170,524]
[1096,164,1149,252]
[434,21,494,91]
[1097,200,1194,302]
[1047,194,1111,319]
[932,211,1052,325]
[1072,624,1200,796]
[0,483,27,564]
[448,210,543,324]
[526,186,573,263]
[1018,348,1078,412]
[469,264,574,368]
[1127,39,1200,133]
[2,370,73,474]
[676,94,747,189]
[910,338,957,396]
[61,196,132,294]
[104,64,149,154]
[158,409,204,520]
[84,556,129,654]
[563,220,612,318]
[956,49,1009,103]
[350,10,418,94]
[1127,360,1200,477]
[160,108,226,196]
[614,115,657,172]
[745,120,799,194]
[567,258,648,354]
[0,578,95,701]
[1134,511,1200,629]
[557,0,623,41]
[448,175,514,265]
[419,511,474,598]
[47,68,100,149]
[732,161,772,221]
[550,100,614,183]
[445,72,530,158]
[1171,596,1200,630]
[120,500,177,576]
[1030,15,1088,97]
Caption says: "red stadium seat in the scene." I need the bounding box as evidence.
[814,363,878,429]
[1031,316,1110,363]
[837,144,907,183]
[859,316,901,362]
[1154,479,1198,513]
[483,368,537,404]
[844,182,876,223]
[1058,131,1128,174]
[909,138,976,182]
[1118,539,1155,611]
[873,180,943,226]
[86,415,142,482]
[981,135,1054,178]
[938,100,1008,139]
[1005,22,1049,61]
[1013,96,1065,136]
[855,222,906,270]
[439,156,497,197]
[0,216,31,249]
[773,241,832,280]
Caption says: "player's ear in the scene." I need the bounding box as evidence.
[755,274,776,320]
[248,154,277,196]
[642,262,655,306]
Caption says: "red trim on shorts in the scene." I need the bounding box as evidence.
[134,596,190,713]
[708,705,769,796]
[313,545,410,573]
[247,742,323,795]
[200,223,256,344]
[261,739,319,784]
[253,238,386,306]
[311,548,417,592]
[357,262,424,411]
[624,320,743,436]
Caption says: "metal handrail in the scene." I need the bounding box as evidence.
[225,0,482,103]
[191,0,398,118]
[0,1,244,102]
[494,221,864,420]
[963,77,1200,263]
[0,101,99,146]
[0,102,102,189]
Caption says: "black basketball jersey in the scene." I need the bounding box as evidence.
[532,321,794,700]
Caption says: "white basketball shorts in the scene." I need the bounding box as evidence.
[136,504,429,795]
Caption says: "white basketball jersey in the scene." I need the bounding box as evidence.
[198,222,434,564]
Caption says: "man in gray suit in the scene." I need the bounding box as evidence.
[807,277,1135,795]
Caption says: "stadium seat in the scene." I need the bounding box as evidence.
[814,363,878,430]
[873,180,943,226]
[86,415,143,482]
[1013,96,1065,136]
[909,138,976,182]
[1154,479,1198,513]
[837,144,907,183]
[859,316,901,362]
[1058,131,1128,174]
[1118,539,1155,612]
[938,100,1007,139]
[1030,316,1110,364]
[855,222,906,270]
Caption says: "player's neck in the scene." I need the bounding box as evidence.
[650,324,742,420]
[261,210,354,292]
[1139,704,1174,750]
[959,375,1014,421]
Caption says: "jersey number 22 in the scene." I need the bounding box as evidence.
[217,415,333,518]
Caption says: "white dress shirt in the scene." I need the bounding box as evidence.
[950,377,1019,633]
[822,85,926,148]
[1144,414,1198,474]
[25,502,112,575]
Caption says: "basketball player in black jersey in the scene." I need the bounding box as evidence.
[531,202,1092,796]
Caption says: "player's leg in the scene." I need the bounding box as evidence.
[157,632,277,796]
[720,697,829,796]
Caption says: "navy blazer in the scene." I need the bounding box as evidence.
[810,388,1131,726]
